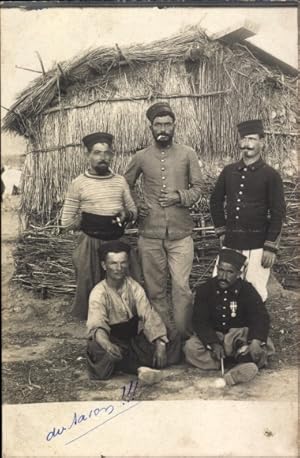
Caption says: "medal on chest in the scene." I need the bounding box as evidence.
[229,301,238,318]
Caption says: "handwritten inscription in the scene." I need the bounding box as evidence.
[45,401,140,445]
[46,405,114,441]
[121,380,139,401]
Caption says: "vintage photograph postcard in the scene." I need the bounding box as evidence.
[1,1,298,456]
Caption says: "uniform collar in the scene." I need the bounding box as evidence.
[215,277,243,296]
[237,157,264,172]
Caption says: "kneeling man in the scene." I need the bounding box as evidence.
[86,240,181,382]
[184,249,275,386]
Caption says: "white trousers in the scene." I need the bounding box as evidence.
[213,247,270,302]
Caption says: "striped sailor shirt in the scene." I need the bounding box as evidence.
[61,170,137,229]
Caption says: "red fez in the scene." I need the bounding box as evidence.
[82,132,114,149]
[218,249,247,271]
[237,119,264,138]
[146,102,175,123]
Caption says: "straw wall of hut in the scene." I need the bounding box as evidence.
[3,26,297,226]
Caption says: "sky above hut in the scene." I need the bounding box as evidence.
[1,5,297,157]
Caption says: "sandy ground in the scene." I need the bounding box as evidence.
[2,197,299,403]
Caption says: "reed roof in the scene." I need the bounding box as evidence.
[2,25,297,137]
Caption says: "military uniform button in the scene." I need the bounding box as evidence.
[222,322,226,326]
[240,184,244,188]
[243,167,247,172]
[161,167,165,171]
[161,159,165,162]
[237,199,241,202]
[242,175,245,179]
[235,216,239,220]
[239,191,243,195]
[236,207,240,211]
[162,184,166,188]
[224,298,227,301]
[162,176,166,180]
[222,314,226,318]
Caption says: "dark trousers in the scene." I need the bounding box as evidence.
[86,332,181,380]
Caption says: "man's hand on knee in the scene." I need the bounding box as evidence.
[95,329,123,360]
[105,342,123,360]
[211,342,225,361]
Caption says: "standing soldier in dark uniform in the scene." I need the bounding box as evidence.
[183,249,275,386]
[210,119,286,302]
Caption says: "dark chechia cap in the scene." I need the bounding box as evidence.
[219,249,247,271]
[146,102,175,123]
[237,119,264,138]
[82,132,114,149]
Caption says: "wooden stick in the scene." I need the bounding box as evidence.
[264,130,299,137]
[57,63,66,79]
[42,90,231,115]
[35,51,46,76]
[16,65,43,74]
[221,357,224,377]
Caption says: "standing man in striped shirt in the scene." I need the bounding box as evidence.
[61,132,139,321]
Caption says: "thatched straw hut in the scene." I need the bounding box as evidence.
[3,25,298,227]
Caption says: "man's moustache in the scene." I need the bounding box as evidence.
[157,134,169,140]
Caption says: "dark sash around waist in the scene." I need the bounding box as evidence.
[80,212,125,240]
[110,316,139,341]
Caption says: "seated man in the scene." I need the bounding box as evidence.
[86,240,181,382]
[184,249,275,386]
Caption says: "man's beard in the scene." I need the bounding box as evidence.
[94,162,110,175]
[155,133,173,145]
